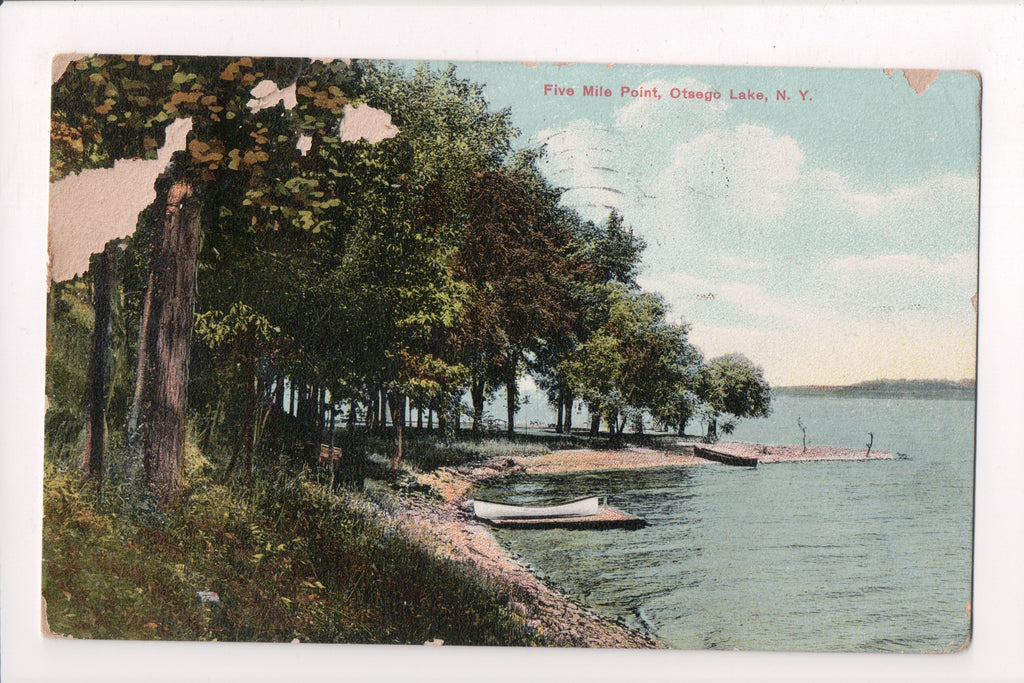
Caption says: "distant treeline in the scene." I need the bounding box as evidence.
[777,379,976,400]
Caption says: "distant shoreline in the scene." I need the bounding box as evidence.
[777,379,975,400]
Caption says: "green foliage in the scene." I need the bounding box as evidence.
[194,302,283,358]
[705,354,773,420]
[576,210,647,289]
[45,282,93,465]
[701,354,773,440]
[562,282,701,435]
[42,460,543,645]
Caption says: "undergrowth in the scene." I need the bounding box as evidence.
[42,459,544,646]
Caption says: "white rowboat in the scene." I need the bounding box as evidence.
[471,496,601,521]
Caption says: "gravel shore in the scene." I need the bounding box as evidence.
[399,449,671,648]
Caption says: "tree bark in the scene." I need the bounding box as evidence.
[564,394,573,433]
[315,384,325,447]
[126,179,200,506]
[366,391,376,432]
[82,241,118,481]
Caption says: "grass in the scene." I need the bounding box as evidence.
[41,454,545,646]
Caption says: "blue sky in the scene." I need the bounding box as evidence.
[419,61,979,385]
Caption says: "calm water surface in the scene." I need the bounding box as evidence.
[474,395,974,652]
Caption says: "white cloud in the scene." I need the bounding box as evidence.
[640,271,804,328]
[658,123,804,222]
[529,97,977,385]
[820,252,977,315]
[613,78,729,132]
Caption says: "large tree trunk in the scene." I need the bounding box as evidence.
[315,384,325,447]
[389,392,405,471]
[589,409,600,437]
[564,394,573,433]
[303,384,318,464]
[82,241,118,481]
[126,179,200,506]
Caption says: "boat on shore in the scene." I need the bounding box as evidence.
[471,495,601,521]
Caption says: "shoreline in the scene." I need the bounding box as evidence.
[396,441,892,648]
[400,454,664,648]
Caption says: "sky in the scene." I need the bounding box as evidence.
[428,61,980,386]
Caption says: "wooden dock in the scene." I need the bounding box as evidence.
[693,445,759,467]
[480,506,646,530]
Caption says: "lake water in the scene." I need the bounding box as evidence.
[473,395,975,652]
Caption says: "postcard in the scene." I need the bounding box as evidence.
[42,55,978,656]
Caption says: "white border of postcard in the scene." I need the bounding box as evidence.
[2,3,1023,682]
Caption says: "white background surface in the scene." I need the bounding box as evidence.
[2,3,1022,682]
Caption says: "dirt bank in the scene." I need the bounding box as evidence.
[400,454,662,648]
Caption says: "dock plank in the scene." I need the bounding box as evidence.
[693,446,759,467]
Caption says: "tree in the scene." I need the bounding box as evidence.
[80,241,120,481]
[459,166,577,437]
[575,210,646,289]
[703,354,772,442]
[52,56,356,505]
[650,339,704,437]
[530,209,649,434]
[193,303,287,485]
[318,61,519,465]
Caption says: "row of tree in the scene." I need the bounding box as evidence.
[50,56,771,509]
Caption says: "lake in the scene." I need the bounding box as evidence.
[473,394,975,652]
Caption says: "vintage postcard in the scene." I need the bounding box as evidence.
[43,55,978,655]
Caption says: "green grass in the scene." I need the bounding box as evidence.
[42,459,545,645]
